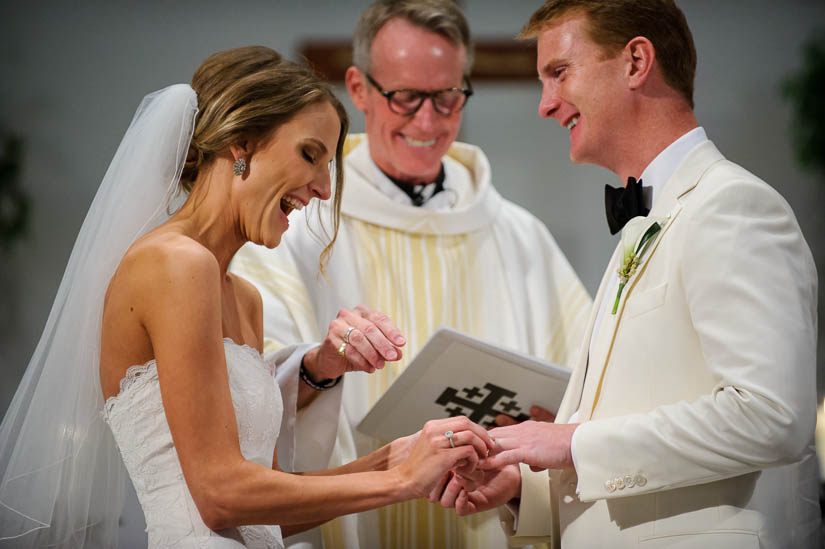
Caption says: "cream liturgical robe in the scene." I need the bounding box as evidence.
[231,135,591,549]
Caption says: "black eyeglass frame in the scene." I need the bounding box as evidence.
[364,72,474,116]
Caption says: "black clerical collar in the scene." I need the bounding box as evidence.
[382,165,446,207]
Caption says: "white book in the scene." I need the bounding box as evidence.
[357,327,572,442]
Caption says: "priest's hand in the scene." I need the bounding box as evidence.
[494,405,555,427]
[302,305,406,381]
[480,421,578,472]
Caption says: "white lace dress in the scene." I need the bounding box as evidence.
[103,339,285,548]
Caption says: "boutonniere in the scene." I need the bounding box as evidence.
[612,216,667,314]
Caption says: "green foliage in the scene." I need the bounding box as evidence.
[0,135,29,251]
[783,30,825,178]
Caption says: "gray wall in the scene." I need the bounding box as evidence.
[1,2,823,536]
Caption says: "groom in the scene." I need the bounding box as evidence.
[447,1,821,547]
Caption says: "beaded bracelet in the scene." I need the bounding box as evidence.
[299,362,342,391]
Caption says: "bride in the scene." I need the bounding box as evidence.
[0,46,491,548]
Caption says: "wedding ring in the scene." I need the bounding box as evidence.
[487,437,498,456]
[337,342,348,357]
[444,430,455,448]
[344,326,355,344]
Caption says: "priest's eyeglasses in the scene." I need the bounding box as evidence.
[365,72,474,116]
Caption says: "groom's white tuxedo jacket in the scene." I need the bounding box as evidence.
[507,139,820,548]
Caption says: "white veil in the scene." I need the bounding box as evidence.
[0,84,198,547]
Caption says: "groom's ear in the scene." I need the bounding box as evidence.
[624,37,655,90]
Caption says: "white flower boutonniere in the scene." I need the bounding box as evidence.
[612,216,666,314]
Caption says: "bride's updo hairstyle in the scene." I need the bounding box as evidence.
[180,46,349,268]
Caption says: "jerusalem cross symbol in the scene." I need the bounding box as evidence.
[435,382,529,427]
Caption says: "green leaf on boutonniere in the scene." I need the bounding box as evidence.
[612,216,665,314]
[635,222,661,256]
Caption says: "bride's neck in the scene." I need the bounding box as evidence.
[169,165,244,275]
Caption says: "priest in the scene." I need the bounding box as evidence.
[231,1,591,547]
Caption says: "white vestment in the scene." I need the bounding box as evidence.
[231,135,592,549]
[507,139,821,548]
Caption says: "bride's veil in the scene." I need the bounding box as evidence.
[0,84,198,547]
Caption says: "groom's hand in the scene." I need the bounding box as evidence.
[481,421,578,472]
[439,464,522,515]
[304,305,406,381]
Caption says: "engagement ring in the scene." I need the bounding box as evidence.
[444,430,455,448]
[344,326,355,344]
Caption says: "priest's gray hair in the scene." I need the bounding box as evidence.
[352,0,474,74]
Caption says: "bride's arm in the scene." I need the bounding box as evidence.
[141,246,491,531]
[296,432,418,477]
[274,429,465,538]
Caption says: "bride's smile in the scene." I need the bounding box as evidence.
[230,101,341,250]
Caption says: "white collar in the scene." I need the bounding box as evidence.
[340,137,502,235]
[365,155,462,211]
[639,126,707,209]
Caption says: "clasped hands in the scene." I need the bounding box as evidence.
[429,420,580,515]
[390,416,578,513]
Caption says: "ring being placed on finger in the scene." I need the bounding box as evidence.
[444,430,455,448]
[344,326,355,344]
[486,437,498,456]
[337,342,348,357]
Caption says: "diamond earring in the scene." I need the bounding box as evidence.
[233,157,247,176]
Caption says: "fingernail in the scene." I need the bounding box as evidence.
[387,349,398,360]
[395,336,405,345]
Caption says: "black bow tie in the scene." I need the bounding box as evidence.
[605,177,650,235]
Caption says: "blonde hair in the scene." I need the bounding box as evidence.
[181,46,349,270]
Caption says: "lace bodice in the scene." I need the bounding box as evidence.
[103,339,284,548]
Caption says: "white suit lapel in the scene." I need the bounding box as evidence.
[555,245,621,423]
[578,141,726,419]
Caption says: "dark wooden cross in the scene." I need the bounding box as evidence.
[298,40,538,81]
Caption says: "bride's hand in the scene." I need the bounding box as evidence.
[386,431,419,470]
[393,417,494,500]
[386,429,478,501]
[303,305,406,381]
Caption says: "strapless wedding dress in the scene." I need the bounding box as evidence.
[103,339,284,548]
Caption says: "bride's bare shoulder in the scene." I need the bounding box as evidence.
[110,232,220,302]
[101,232,222,380]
